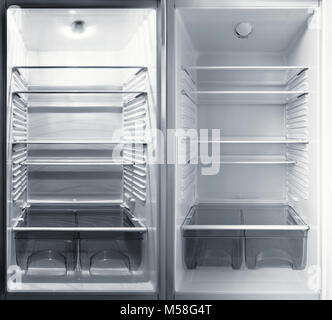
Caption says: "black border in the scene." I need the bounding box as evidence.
[1,0,160,300]
[0,0,5,302]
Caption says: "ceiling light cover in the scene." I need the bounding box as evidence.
[71,20,86,34]
[234,22,253,39]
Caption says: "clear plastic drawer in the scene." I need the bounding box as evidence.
[181,204,309,270]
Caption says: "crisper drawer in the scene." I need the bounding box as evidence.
[181,204,309,270]
[79,232,145,276]
[182,204,244,270]
[15,232,78,276]
[78,205,145,276]
[13,206,146,277]
[243,206,308,270]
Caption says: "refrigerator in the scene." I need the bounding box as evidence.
[1,0,332,300]
[165,0,332,300]
[1,0,164,300]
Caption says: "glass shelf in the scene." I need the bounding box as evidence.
[195,137,308,144]
[12,66,147,89]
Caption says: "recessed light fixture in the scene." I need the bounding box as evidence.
[71,20,86,34]
[234,22,253,39]
[69,10,77,15]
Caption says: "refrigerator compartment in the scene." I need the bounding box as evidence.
[182,204,244,270]
[15,233,78,276]
[80,232,145,276]
[174,5,319,298]
[6,7,158,293]
[243,205,309,270]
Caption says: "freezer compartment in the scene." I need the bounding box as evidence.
[14,206,146,276]
[182,204,244,270]
[181,204,308,270]
[244,206,309,270]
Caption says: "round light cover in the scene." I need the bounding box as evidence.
[71,20,86,34]
[234,22,253,39]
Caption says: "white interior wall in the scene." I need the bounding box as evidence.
[197,92,287,202]
[7,10,28,92]
[196,41,287,202]
[25,51,126,204]
[197,53,285,67]
[284,8,320,285]
[27,50,132,66]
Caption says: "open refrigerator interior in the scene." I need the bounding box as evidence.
[174,5,321,299]
[6,7,158,293]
